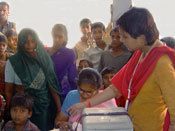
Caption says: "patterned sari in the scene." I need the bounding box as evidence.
[8,28,61,131]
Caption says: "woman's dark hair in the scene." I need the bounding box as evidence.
[18,28,41,52]
[80,18,91,27]
[5,29,17,38]
[117,7,159,45]
[0,32,8,43]
[52,24,68,45]
[11,93,33,112]
[161,37,175,49]
[91,22,105,32]
[101,67,115,77]
[79,59,93,68]
[77,68,102,89]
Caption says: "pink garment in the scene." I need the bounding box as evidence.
[68,91,117,130]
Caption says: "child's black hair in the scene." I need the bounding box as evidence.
[79,59,93,68]
[10,93,33,112]
[91,22,105,32]
[0,33,8,43]
[5,29,17,38]
[161,37,175,49]
[101,67,116,77]
[110,26,119,36]
[77,68,102,89]
[80,18,91,27]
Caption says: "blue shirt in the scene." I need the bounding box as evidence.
[61,90,80,115]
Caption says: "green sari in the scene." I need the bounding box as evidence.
[8,28,61,131]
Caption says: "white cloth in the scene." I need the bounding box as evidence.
[113,0,132,26]
[5,60,22,85]
[83,44,108,69]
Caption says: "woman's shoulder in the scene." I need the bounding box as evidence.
[156,55,173,66]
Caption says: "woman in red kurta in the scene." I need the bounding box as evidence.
[67,7,175,131]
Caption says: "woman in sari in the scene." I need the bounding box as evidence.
[5,28,61,131]
[0,33,12,96]
[67,7,175,131]
[48,24,77,102]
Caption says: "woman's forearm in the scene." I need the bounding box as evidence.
[89,84,121,107]
[49,87,61,110]
[5,83,14,108]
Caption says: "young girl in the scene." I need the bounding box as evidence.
[48,24,78,102]
[77,59,93,73]
[56,68,117,131]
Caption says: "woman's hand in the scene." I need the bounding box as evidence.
[54,112,61,128]
[66,101,87,116]
[57,121,72,131]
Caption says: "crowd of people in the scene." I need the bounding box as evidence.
[0,1,174,131]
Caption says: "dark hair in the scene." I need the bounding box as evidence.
[101,67,115,77]
[0,32,8,43]
[110,26,119,36]
[5,29,17,38]
[52,24,68,45]
[161,37,175,49]
[18,28,41,52]
[79,59,93,68]
[80,18,91,27]
[77,68,102,89]
[11,93,33,112]
[117,7,159,45]
[91,22,105,32]
[0,2,9,9]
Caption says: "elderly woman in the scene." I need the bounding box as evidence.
[68,7,175,131]
[5,28,61,131]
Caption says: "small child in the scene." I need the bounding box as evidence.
[3,93,40,131]
[101,67,115,89]
[73,18,92,67]
[5,29,18,53]
[78,59,93,73]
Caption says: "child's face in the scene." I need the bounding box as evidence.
[80,23,91,35]
[0,41,7,56]
[78,83,98,100]
[103,73,115,89]
[91,27,104,43]
[7,36,18,51]
[78,61,90,73]
[10,106,32,125]
[52,31,66,47]
[110,31,122,48]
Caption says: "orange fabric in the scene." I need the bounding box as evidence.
[111,44,175,130]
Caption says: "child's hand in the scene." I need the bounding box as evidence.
[56,121,72,131]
